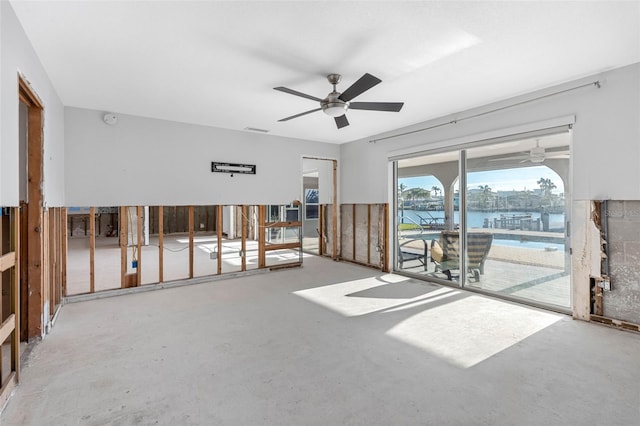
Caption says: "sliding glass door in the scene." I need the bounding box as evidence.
[394,131,571,311]
[396,151,460,282]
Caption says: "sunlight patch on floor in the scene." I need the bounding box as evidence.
[293,274,443,317]
[381,288,461,313]
[387,295,563,368]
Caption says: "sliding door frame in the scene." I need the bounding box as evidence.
[391,119,574,312]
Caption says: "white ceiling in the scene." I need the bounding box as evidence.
[10,1,640,144]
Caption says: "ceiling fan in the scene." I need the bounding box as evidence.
[274,73,404,129]
[489,140,569,163]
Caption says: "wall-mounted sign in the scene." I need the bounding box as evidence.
[211,162,256,175]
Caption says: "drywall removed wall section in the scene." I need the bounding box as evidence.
[601,201,640,325]
[340,204,388,271]
[64,107,340,207]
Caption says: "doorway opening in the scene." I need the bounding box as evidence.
[301,157,337,259]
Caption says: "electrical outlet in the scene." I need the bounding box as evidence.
[597,279,612,291]
[210,252,217,260]
[238,250,244,258]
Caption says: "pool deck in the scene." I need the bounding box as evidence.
[398,248,570,309]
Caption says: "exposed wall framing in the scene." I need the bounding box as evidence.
[320,204,338,259]
[46,208,64,323]
[261,203,303,270]
[65,205,303,298]
[0,208,21,408]
[149,206,217,234]
[589,200,640,328]
[158,206,164,282]
[338,204,389,271]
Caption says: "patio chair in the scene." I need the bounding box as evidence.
[398,238,428,270]
[430,231,493,281]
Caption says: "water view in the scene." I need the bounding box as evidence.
[399,209,566,231]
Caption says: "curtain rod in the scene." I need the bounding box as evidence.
[369,80,601,144]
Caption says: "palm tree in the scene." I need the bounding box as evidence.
[398,183,407,198]
[431,186,440,198]
[398,183,407,221]
[537,178,557,206]
[478,184,492,209]
[404,187,430,207]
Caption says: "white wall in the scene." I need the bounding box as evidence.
[0,2,65,206]
[64,107,340,206]
[341,63,640,203]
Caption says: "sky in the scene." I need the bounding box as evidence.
[399,166,563,194]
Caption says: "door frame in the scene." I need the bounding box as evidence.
[301,156,338,259]
[18,75,45,340]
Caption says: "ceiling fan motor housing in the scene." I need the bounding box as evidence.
[322,91,349,117]
[530,145,545,162]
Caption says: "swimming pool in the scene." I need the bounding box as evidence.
[494,239,565,251]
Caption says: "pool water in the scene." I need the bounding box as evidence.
[494,239,565,251]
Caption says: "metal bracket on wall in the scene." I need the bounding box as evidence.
[211,162,256,175]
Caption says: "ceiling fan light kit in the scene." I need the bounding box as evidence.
[275,73,404,129]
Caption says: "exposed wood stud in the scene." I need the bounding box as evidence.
[263,242,301,251]
[89,207,95,293]
[136,206,143,286]
[0,315,16,346]
[19,204,27,341]
[217,205,223,275]
[352,204,356,261]
[120,207,127,289]
[0,372,17,413]
[332,160,338,260]
[158,206,164,283]
[263,221,302,228]
[367,204,371,265]
[318,204,324,256]
[189,206,194,279]
[241,206,248,272]
[61,209,67,297]
[41,213,49,320]
[173,206,177,235]
[258,206,266,268]
[11,208,20,380]
[590,314,640,332]
[0,253,15,273]
[50,209,59,314]
[594,283,603,316]
[268,262,302,271]
[384,204,390,272]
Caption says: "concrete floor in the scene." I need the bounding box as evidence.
[3,256,639,425]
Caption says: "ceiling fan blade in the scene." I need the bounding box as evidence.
[278,108,322,122]
[487,154,529,162]
[338,73,381,102]
[335,114,349,129]
[274,87,322,102]
[349,102,404,112]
